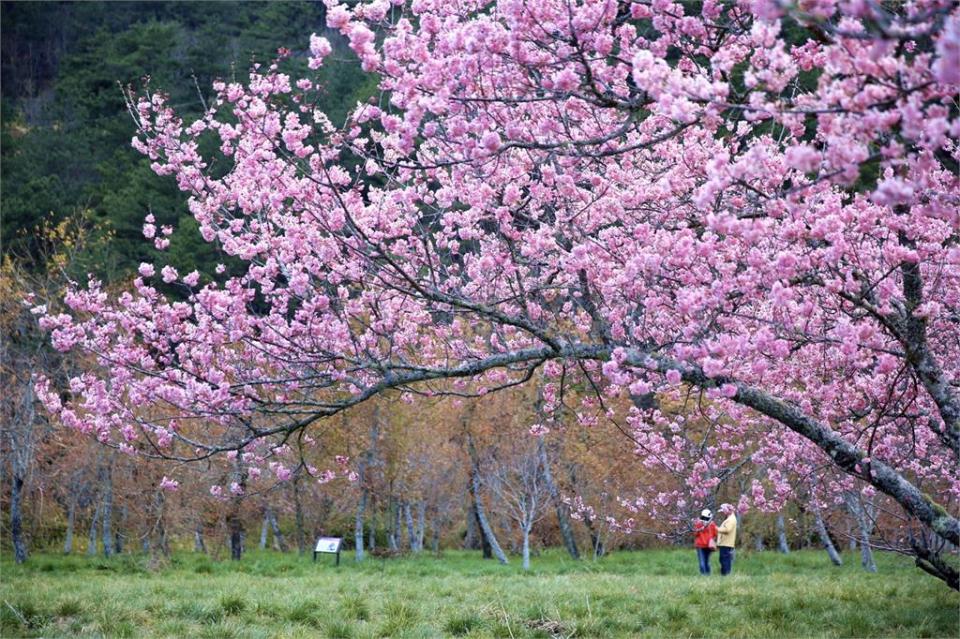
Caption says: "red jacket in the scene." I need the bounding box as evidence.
[693,520,717,549]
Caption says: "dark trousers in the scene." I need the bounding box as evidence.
[696,547,713,575]
[719,546,734,575]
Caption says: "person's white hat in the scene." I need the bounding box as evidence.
[700,509,712,519]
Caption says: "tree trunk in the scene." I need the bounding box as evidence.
[776,514,790,553]
[293,477,306,555]
[464,500,481,550]
[394,500,403,549]
[260,510,270,550]
[355,483,367,560]
[10,474,28,564]
[154,491,169,557]
[813,508,843,566]
[64,496,76,554]
[754,534,765,551]
[404,501,416,551]
[269,509,288,552]
[415,501,426,552]
[583,512,605,559]
[845,493,878,572]
[431,523,441,553]
[537,437,579,560]
[522,526,531,570]
[100,463,113,558]
[115,504,127,554]
[87,502,100,556]
[228,514,243,561]
[227,458,247,560]
[466,433,508,564]
[195,523,206,553]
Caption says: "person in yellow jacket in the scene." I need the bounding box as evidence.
[716,503,738,575]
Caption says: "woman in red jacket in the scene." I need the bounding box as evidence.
[693,509,718,575]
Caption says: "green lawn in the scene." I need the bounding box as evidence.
[1,549,956,638]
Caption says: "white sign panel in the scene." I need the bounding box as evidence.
[315,537,342,553]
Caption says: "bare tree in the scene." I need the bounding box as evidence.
[489,442,550,570]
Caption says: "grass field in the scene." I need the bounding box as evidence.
[1,548,957,638]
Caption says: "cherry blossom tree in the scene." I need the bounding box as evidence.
[36,0,959,587]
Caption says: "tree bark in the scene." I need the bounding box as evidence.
[537,437,579,560]
[86,502,100,556]
[415,501,426,552]
[813,508,843,566]
[269,509,288,552]
[466,433,508,564]
[10,473,28,563]
[293,477,306,555]
[100,462,113,558]
[194,523,206,553]
[64,495,76,554]
[777,514,790,553]
[355,484,366,561]
[583,512,605,559]
[845,492,878,572]
[464,500,480,550]
[522,526,531,570]
[404,501,416,551]
[260,510,270,550]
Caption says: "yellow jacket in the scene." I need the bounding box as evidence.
[717,514,737,547]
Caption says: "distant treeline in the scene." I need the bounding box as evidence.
[1,1,374,280]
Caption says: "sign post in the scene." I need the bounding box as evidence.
[313,537,342,566]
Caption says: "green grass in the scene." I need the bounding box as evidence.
[1,549,956,638]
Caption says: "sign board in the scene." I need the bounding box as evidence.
[313,537,342,565]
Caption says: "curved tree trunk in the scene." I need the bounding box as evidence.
[538,437,579,560]
[776,514,790,553]
[466,433,508,564]
[813,508,843,566]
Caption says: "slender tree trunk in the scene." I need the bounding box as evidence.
[368,513,376,551]
[228,513,243,560]
[404,501,416,551]
[195,523,206,553]
[522,526,531,570]
[754,535,765,551]
[293,477,306,555]
[848,523,858,551]
[537,437,579,560]
[393,500,403,549]
[464,500,480,549]
[115,505,127,554]
[260,510,270,550]
[466,433,508,564]
[813,508,843,566]
[10,473,28,563]
[101,463,113,558]
[269,509,288,552]
[87,503,100,556]
[845,493,878,573]
[776,514,790,553]
[154,491,170,557]
[415,501,426,552]
[64,496,76,554]
[583,512,605,559]
[431,523,441,554]
[355,483,367,560]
